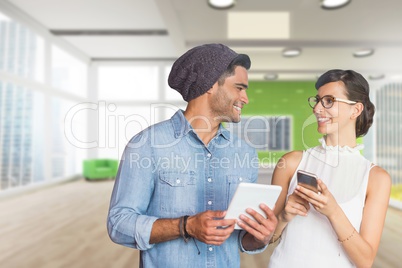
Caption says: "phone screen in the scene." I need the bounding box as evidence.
[297,170,318,193]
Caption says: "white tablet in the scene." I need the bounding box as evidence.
[224,183,282,229]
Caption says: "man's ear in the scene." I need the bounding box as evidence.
[206,82,218,94]
[351,102,364,119]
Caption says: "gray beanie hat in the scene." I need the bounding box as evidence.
[168,43,250,102]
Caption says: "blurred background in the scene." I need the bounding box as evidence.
[0,0,401,267]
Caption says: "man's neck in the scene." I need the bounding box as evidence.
[183,108,220,145]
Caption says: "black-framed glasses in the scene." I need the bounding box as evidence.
[308,95,357,109]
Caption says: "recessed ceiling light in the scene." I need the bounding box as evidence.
[208,0,236,9]
[321,0,351,10]
[368,74,385,80]
[264,73,278,80]
[282,48,301,57]
[353,48,374,58]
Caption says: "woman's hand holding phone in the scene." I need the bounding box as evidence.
[280,191,310,222]
[295,172,341,219]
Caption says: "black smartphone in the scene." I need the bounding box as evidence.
[297,170,318,193]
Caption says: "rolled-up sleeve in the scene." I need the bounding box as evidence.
[108,211,158,250]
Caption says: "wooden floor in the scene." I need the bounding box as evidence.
[0,179,401,268]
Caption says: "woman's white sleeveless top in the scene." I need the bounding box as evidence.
[268,139,372,268]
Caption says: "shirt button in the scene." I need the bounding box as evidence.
[207,153,211,158]
[207,201,212,205]
[208,247,213,251]
[176,179,181,184]
[239,177,243,182]
[208,178,212,182]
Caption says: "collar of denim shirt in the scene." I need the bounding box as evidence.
[172,110,231,141]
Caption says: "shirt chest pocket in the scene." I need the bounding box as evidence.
[159,173,196,187]
[157,170,197,216]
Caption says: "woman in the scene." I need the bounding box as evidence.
[268,69,391,267]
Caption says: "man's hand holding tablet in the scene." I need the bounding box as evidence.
[224,183,282,229]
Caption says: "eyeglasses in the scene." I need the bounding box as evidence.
[308,95,357,109]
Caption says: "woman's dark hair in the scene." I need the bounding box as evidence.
[315,69,375,137]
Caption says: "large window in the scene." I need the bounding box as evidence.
[52,97,88,179]
[0,82,45,190]
[52,45,87,98]
[376,83,402,185]
[0,9,88,193]
[0,11,44,82]
[95,63,186,160]
[98,66,158,101]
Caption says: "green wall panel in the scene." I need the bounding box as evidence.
[243,81,322,162]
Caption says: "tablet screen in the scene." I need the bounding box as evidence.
[224,183,282,229]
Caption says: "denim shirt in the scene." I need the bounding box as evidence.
[107,110,263,268]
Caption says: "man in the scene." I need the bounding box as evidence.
[107,43,277,267]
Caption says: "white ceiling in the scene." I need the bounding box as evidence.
[4,0,402,80]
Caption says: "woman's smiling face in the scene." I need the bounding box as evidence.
[313,81,356,136]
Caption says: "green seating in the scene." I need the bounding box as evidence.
[83,159,119,180]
